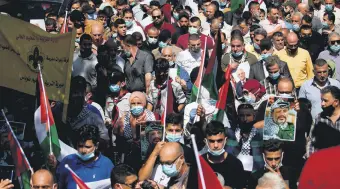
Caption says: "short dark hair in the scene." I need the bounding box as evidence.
[189,33,200,41]
[314,58,328,68]
[124,34,137,46]
[302,15,313,24]
[250,24,261,32]
[102,6,114,18]
[267,6,278,14]
[114,18,126,27]
[45,18,56,27]
[77,124,100,144]
[272,31,283,38]
[123,8,133,17]
[166,113,183,128]
[237,18,247,25]
[110,71,125,84]
[263,139,283,152]
[132,31,143,41]
[154,58,169,74]
[265,55,280,70]
[300,24,312,32]
[205,121,225,137]
[248,1,259,10]
[190,16,201,25]
[324,12,335,24]
[80,33,92,44]
[321,86,340,101]
[149,0,161,8]
[254,28,267,38]
[237,103,254,112]
[231,31,244,44]
[214,10,224,19]
[110,164,136,187]
[260,38,273,51]
[70,76,87,94]
[117,0,128,6]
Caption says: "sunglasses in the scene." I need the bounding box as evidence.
[287,44,298,48]
[152,15,161,19]
[330,40,340,45]
[266,157,281,161]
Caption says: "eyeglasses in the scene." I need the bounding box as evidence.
[287,44,298,48]
[152,15,162,19]
[160,154,181,166]
[330,40,340,45]
[266,157,281,161]
[120,179,138,189]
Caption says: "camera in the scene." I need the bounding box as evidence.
[141,180,154,189]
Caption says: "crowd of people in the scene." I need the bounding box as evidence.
[2,0,340,188]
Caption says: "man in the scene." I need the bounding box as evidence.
[129,0,144,21]
[31,169,57,189]
[282,1,297,26]
[291,12,303,33]
[57,125,113,189]
[141,27,160,52]
[298,3,323,32]
[110,164,139,189]
[307,85,340,157]
[262,55,292,95]
[144,9,175,35]
[249,38,291,82]
[72,34,98,89]
[152,30,182,60]
[116,0,128,17]
[202,121,245,188]
[114,18,127,42]
[176,17,214,50]
[313,0,325,20]
[226,104,264,177]
[91,23,106,54]
[245,28,267,59]
[298,24,324,62]
[275,32,314,94]
[123,9,146,40]
[122,35,153,93]
[45,18,57,33]
[322,12,340,45]
[318,32,340,81]
[201,3,217,32]
[272,31,285,51]
[249,139,298,189]
[140,1,161,29]
[319,0,340,26]
[300,59,340,118]
[171,12,190,44]
[247,1,262,24]
[161,46,176,67]
[71,0,81,11]
[260,6,286,37]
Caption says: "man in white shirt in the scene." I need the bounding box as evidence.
[319,0,340,27]
[123,9,146,40]
[312,0,325,19]
[175,34,202,76]
[129,0,145,21]
[260,6,286,37]
[179,0,199,16]
[140,1,161,28]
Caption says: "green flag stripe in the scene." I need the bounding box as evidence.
[40,124,61,158]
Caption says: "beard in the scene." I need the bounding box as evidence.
[239,121,255,134]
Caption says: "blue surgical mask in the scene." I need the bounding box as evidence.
[293,24,300,31]
[109,84,120,92]
[76,151,95,161]
[188,27,198,34]
[159,41,168,48]
[75,38,80,43]
[278,93,292,98]
[148,37,158,44]
[112,33,118,38]
[162,159,181,177]
[169,61,175,66]
[244,95,256,103]
[173,12,179,20]
[219,1,227,7]
[270,71,280,80]
[222,43,226,50]
[330,45,340,53]
[130,105,144,116]
[189,108,197,123]
[130,1,136,6]
[260,53,271,60]
[253,43,260,50]
[125,51,132,58]
[322,22,329,29]
[166,133,182,142]
[325,4,334,12]
[206,138,226,156]
[125,20,133,27]
[232,51,243,58]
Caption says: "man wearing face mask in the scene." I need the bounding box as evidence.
[152,30,182,60]
[225,104,264,186]
[275,32,314,95]
[142,27,160,52]
[202,121,246,188]
[123,9,146,41]
[321,12,340,46]
[319,0,340,26]
[298,24,324,63]
[312,0,325,19]
[249,39,291,83]
[247,1,263,24]
[245,28,267,59]
[318,32,340,80]
[248,139,298,189]
[299,59,340,119]
[307,86,340,157]
[57,125,114,189]
[171,12,190,44]
[262,55,292,95]
[176,17,214,50]
[72,34,98,90]
[282,1,296,24]
[144,9,175,35]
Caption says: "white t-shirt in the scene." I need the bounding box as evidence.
[127,21,146,40]
[175,49,202,75]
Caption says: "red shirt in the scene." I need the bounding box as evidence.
[175,33,214,50]
[299,146,340,189]
[144,22,176,35]
[161,4,172,24]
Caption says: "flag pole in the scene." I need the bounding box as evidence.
[1,109,34,174]
[190,134,206,189]
[162,76,170,142]
[38,64,53,155]
[63,11,68,33]
[193,37,207,124]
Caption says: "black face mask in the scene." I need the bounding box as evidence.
[81,48,92,58]
[287,47,298,55]
[322,105,335,116]
[180,26,188,33]
[314,2,321,8]
[239,121,255,134]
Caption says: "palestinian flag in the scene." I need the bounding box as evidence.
[4,116,32,189]
[198,155,223,189]
[190,37,208,103]
[59,12,68,34]
[161,77,174,125]
[65,164,91,189]
[34,70,61,158]
[230,0,245,12]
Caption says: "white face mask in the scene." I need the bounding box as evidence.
[263,152,284,170]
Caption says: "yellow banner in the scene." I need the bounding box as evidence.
[0,15,75,105]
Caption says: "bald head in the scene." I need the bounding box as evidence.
[147,26,160,36]
[91,22,104,34]
[287,32,299,44]
[277,77,294,94]
[159,142,184,163]
[281,28,289,38]
[31,169,56,189]
[91,22,104,46]
[298,3,309,15]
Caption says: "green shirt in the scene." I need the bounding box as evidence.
[277,123,295,140]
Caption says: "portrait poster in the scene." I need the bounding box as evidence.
[0,120,26,140]
[264,96,297,141]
